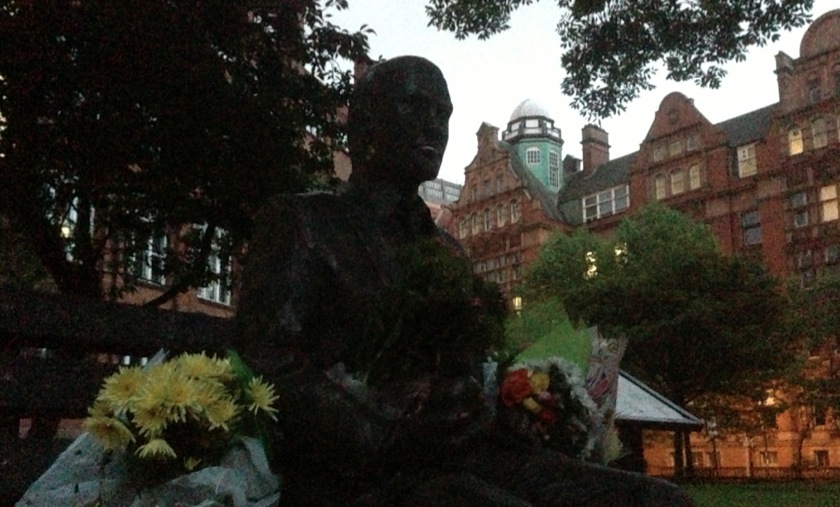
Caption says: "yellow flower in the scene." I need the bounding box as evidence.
[136,438,177,459]
[132,405,170,437]
[183,456,202,471]
[177,352,233,381]
[165,374,201,422]
[246,376,279,420]
[529,372,550,394]
[521,397,541,414]
[204,396,238,431]
[84,416,135,451]
[87,399,112,419]
[98,366,144,414]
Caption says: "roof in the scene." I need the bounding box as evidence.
[509,98,553,122]
[555,152,636,225]
[499,140,564,222]
[616,370,704,431]
[716,104,775,147]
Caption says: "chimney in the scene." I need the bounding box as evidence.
[581,124,609,174]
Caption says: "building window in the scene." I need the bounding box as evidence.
[459,217,469,239]
[654,174,667,200]
[742,211,761,246]
[798,249,813,269]
[791,192,809,228]
[133,229,167,285]
[689,164,701,190]
[582,185,629,221]
[737,144,757,178]
[789,127,804,155]
[196,227,232,306]
[496,173,504,193]
[826,244,840,264]
[483,208,492,231]
[652,144,666,162]
[808,78,822,104]
[670,170,685,195]
[510,199,521,223]
[668,140,683,157]
[815,450,830,467]
[484,178,492,197]
[470,185,478,202]
[759,451,778,466]
[526,147,540,165]
[471,213,481,235]
[812,117,828,149]
[549,150,561,187]
[821,184,838,222]
[497,203,508,226]
[686,134,699,151]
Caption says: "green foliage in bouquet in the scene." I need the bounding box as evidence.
[350,236,507,385]
[84,351,279,480]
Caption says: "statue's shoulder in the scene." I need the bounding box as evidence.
[259,189,348,223]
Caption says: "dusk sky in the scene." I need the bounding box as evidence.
[333,0,836,184]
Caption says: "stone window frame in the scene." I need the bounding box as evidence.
[689,164,702,190]
[736,143,757,178]
[458,217,469,239]
[582,185,629,222]
[654,173,667,200]
[196,226,232,306]
[483,208,493,232]
[496,203,508,227]
[670,169,685,195]
[812,116,829,149]
[820,184,839,222]
[788,126,804,156]
[510,199,521,223]
[741,210,761,246]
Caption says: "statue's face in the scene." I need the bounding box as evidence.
[363,62,452,186]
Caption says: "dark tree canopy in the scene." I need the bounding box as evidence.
[0,0,369,301]
[426,0,815,119]
[525,204,793,409]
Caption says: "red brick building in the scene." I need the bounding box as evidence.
[449,9,840,475]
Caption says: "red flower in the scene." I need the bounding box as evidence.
[501,369,533,407]
[537,408,557,424]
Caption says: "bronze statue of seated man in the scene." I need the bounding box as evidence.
[236,55,695,507]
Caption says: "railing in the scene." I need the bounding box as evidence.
[649,465,840,480]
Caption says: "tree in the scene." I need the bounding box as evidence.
[0,0,369,302]
[525,203,795,473]
[785,273,840,473]
[425,0,814,119]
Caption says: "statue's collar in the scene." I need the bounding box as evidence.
[344,175,426,219]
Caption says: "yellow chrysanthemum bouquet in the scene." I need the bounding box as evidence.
[84,351,278,479]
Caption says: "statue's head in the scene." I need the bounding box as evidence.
[348,56,452,188]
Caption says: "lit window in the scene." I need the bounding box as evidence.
[671,170,685,195]
[737,144,757,178]
[689,164,701,190]
[652,144,666,162]
[654,174,667,200]
[496,203,508,226]
[668,140,683,157]
[759,451,778,466]
[526,147,540,165]
[133,228,168,285]
[510,199,521,223]
[471,213,481,235]
[582,185,629,221]
[742,211,761,246]
[483,208,492,231]
[821,184,838,222]
[789,127,804,155]
[549,150,561,187]
[459,217,469,239]
[812,117,828,149]
[196,227,232,305]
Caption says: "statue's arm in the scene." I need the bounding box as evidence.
[236,196,391,470]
